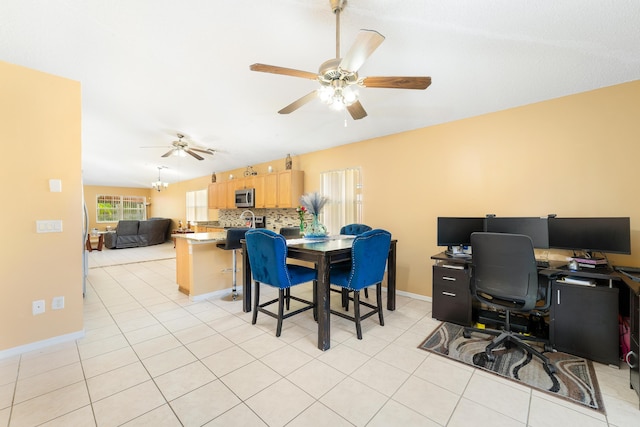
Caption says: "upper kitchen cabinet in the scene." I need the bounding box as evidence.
[278,170,304,208]
[254,175,265,208]
[208,181,229,209]
[255,170,303,208]
[263,173,278,208]
[210,170,303,209]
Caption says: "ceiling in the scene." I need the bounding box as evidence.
[2,0,639,188]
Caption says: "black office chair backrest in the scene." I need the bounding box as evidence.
[470,232,539,311]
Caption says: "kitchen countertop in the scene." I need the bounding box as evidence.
[171,231,226,242]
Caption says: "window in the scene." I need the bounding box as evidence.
[320,168,362,235]
[186,189,208,222]
[96,195,146,222]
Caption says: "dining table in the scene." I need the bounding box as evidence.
[241,235,398,351]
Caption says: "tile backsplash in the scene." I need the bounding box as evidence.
[216,208,302,231]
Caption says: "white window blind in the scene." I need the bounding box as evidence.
[97,195,146,222]
[320,168,362,235]
[186,189,208,222]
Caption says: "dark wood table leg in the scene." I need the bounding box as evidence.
[97,234,104,251]
[387,241,397,311]
[241,241,252,313]
[317,255,331,350]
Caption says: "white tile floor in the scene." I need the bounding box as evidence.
[1,244,639,426]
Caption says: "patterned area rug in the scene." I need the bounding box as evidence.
[419,322,605,413]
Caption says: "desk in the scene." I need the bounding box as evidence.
[242,237,398,351]
[431,252,628,366]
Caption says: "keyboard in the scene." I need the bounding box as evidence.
[536,260,550,268]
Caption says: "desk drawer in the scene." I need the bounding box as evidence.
[433,265,471,325]
[433,266,468,283]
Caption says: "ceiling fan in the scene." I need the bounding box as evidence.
[249,0,431,120]
[142,133,215,161]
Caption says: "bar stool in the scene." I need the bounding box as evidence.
[216,227,251,301]
[279,227,301,239]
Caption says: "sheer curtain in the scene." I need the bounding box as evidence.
[186,189,208,223]
[320,168,362,235]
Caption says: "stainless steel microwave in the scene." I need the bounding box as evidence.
[235,188,255,208]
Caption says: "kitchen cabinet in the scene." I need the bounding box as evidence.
[210,171,303,209]
[277,170,304,208]
[242,176,255,189]
[263,173,278,208]
[217,182,229,209]
[208,182,227,209]
[226,180,239,208]
[253,175,265,208]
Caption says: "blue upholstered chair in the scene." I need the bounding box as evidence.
[245,229,316,337]
[338,223,373,301]
[330,229,391,339]
[339,223,372,236]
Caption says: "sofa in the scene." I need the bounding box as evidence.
[103,218,172,249]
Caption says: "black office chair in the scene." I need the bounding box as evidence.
[216,227,251,301]
[464,232,555,374]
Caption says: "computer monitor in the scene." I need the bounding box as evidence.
[548,217,631,255]
[437,217,485,248]
[485,217,549,249]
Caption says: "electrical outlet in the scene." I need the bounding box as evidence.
[32,300,45,315]
[52,296,65,310]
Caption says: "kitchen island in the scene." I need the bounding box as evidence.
[172,231,234,300]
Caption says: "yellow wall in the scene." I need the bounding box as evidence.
[0,61,83,352]
[83,185,152,231]
[1,59,636,355]
[296,80,640,296]
[195,81,640,298]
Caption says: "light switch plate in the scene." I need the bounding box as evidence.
[52,296,65,310]
[49,179,62,192]
[36,220,63,233]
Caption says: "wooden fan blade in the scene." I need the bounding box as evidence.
[361,76,432,90]
[339,30,385,72]
[161,149,174,158]
[278,91,318,114]
[186,150,205,160]
[250,63,318,80]
[347,100,367,120]
[190,147,214,155]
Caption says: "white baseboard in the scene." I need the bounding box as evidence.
[0,329,85,360]
[379,285,433,303]
[190,286,244,302]
[394,288,433,302]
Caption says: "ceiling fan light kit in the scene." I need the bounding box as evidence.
[249,0,431,120]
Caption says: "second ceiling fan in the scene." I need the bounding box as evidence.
[250,0,431,120]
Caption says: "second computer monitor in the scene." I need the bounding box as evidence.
[485,217,549,249]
